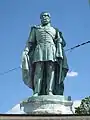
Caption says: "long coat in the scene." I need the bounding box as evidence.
[21,26,69,94]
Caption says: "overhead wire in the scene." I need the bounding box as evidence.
[0,67,20,76]
[0,40,90,76]
[65,40,90,52]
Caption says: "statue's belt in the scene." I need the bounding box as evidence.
[37,41,55,45]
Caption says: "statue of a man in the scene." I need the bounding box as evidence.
[21,12,69,96]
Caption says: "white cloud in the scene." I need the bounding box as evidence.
[67,71,78,77]
[6,104,25,114]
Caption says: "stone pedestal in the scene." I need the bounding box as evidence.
[20,95,73,114]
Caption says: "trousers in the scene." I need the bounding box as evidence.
[33,61,55,95]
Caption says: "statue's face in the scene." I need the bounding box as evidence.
[40,12,51,25]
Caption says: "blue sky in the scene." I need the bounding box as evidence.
[0,0,90,113]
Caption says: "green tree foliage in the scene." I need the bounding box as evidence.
[75,96,90,114]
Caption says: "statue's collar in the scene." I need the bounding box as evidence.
[34,24,51,29]
[40,23,51,28]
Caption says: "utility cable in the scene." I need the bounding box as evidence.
[0,40,90,76]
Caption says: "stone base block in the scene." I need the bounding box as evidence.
[20,95,73,114]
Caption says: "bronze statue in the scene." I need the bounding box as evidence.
[21,12,69,96]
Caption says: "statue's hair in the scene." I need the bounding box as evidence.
[40,11,51,19]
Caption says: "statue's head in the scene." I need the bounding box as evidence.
[40,12,51,25]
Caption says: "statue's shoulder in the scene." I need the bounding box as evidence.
[31,25,41,30]
[29,25,41,35]
[54,27,62,34]
[54,27,66,46]
[52,26,63,37]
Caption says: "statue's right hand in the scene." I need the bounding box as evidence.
[24,47,29,55]
[24,50,29,56]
